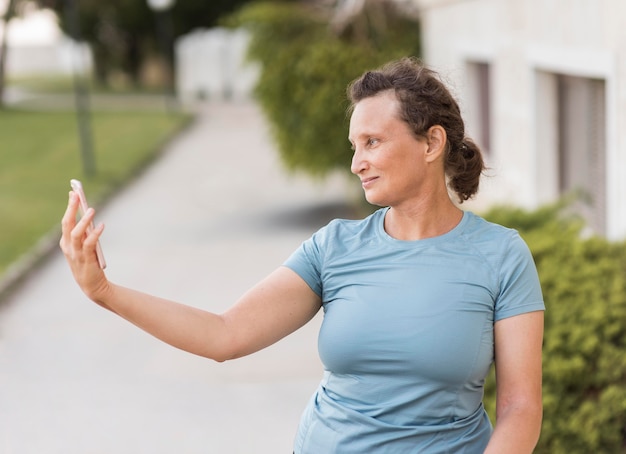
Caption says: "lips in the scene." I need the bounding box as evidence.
[360,176,378,188]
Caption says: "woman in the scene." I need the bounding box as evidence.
[60,57,544,453]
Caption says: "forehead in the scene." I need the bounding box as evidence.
[349,91,403,137]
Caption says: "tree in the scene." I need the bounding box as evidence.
[227,0,421,178]
[34,0,260,87]
[0,0,19,107]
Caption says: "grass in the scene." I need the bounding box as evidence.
[8,74,167,94]
[0,107,191,277]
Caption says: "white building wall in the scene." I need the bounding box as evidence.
[415,0,626,239]
[0,7,92,76]
[175,27,259,104]
[6,38,92,76]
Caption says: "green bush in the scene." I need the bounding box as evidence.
[483,202,626,453]
[226,1,421,177]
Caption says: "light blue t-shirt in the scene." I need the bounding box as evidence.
[283,208,544,453]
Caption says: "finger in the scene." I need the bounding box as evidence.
[70,207,96,250]
[83,222,105,251]
[83,222,105,266]
[61,192,79,237]
[60,192,80,252]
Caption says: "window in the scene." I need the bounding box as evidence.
[556,74,607,233]
[466,61,492,155]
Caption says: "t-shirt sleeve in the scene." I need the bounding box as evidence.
[283,231,324,297]
[495,232,545,321]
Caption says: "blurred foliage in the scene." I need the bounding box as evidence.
[226,0,421,177]
[482,201,626,453]
[34,0,263,87]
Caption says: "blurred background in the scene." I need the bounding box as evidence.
[1,0,625,453]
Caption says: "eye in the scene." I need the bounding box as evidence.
[367,138,380,147]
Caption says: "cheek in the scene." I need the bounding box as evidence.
[391,154,422,180]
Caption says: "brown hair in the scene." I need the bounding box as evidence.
[347,57,485,203]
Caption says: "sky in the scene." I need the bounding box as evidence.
[0,0,60,46]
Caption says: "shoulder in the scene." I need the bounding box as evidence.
[283,209,385,293]
[459,211,533,270]
[462,213,543,311]
[461,212,527,251]
[287,208,384,260]
[462,211,520,241]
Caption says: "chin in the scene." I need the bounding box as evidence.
[364,194,388,207]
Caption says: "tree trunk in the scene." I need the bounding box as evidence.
[124,34,142,87]
[0,0,17,109]
[92,44,110,87]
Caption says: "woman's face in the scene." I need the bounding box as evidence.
[349,90,430,208]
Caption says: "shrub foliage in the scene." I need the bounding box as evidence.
[484,202,626,453]
[226,1,421,177]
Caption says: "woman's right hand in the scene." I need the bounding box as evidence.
[59,191,111,304]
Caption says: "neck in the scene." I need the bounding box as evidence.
[384,196,463,241]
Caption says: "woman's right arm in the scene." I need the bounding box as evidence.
[60,191,322,362]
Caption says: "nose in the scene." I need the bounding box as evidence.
[350,147,366,175]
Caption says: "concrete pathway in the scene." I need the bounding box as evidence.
[0,101,356,453]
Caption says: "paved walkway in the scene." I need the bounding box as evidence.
[0,101,356,453]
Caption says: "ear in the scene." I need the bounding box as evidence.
[424,125,447,163]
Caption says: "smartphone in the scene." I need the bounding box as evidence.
[70,179,107,269]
